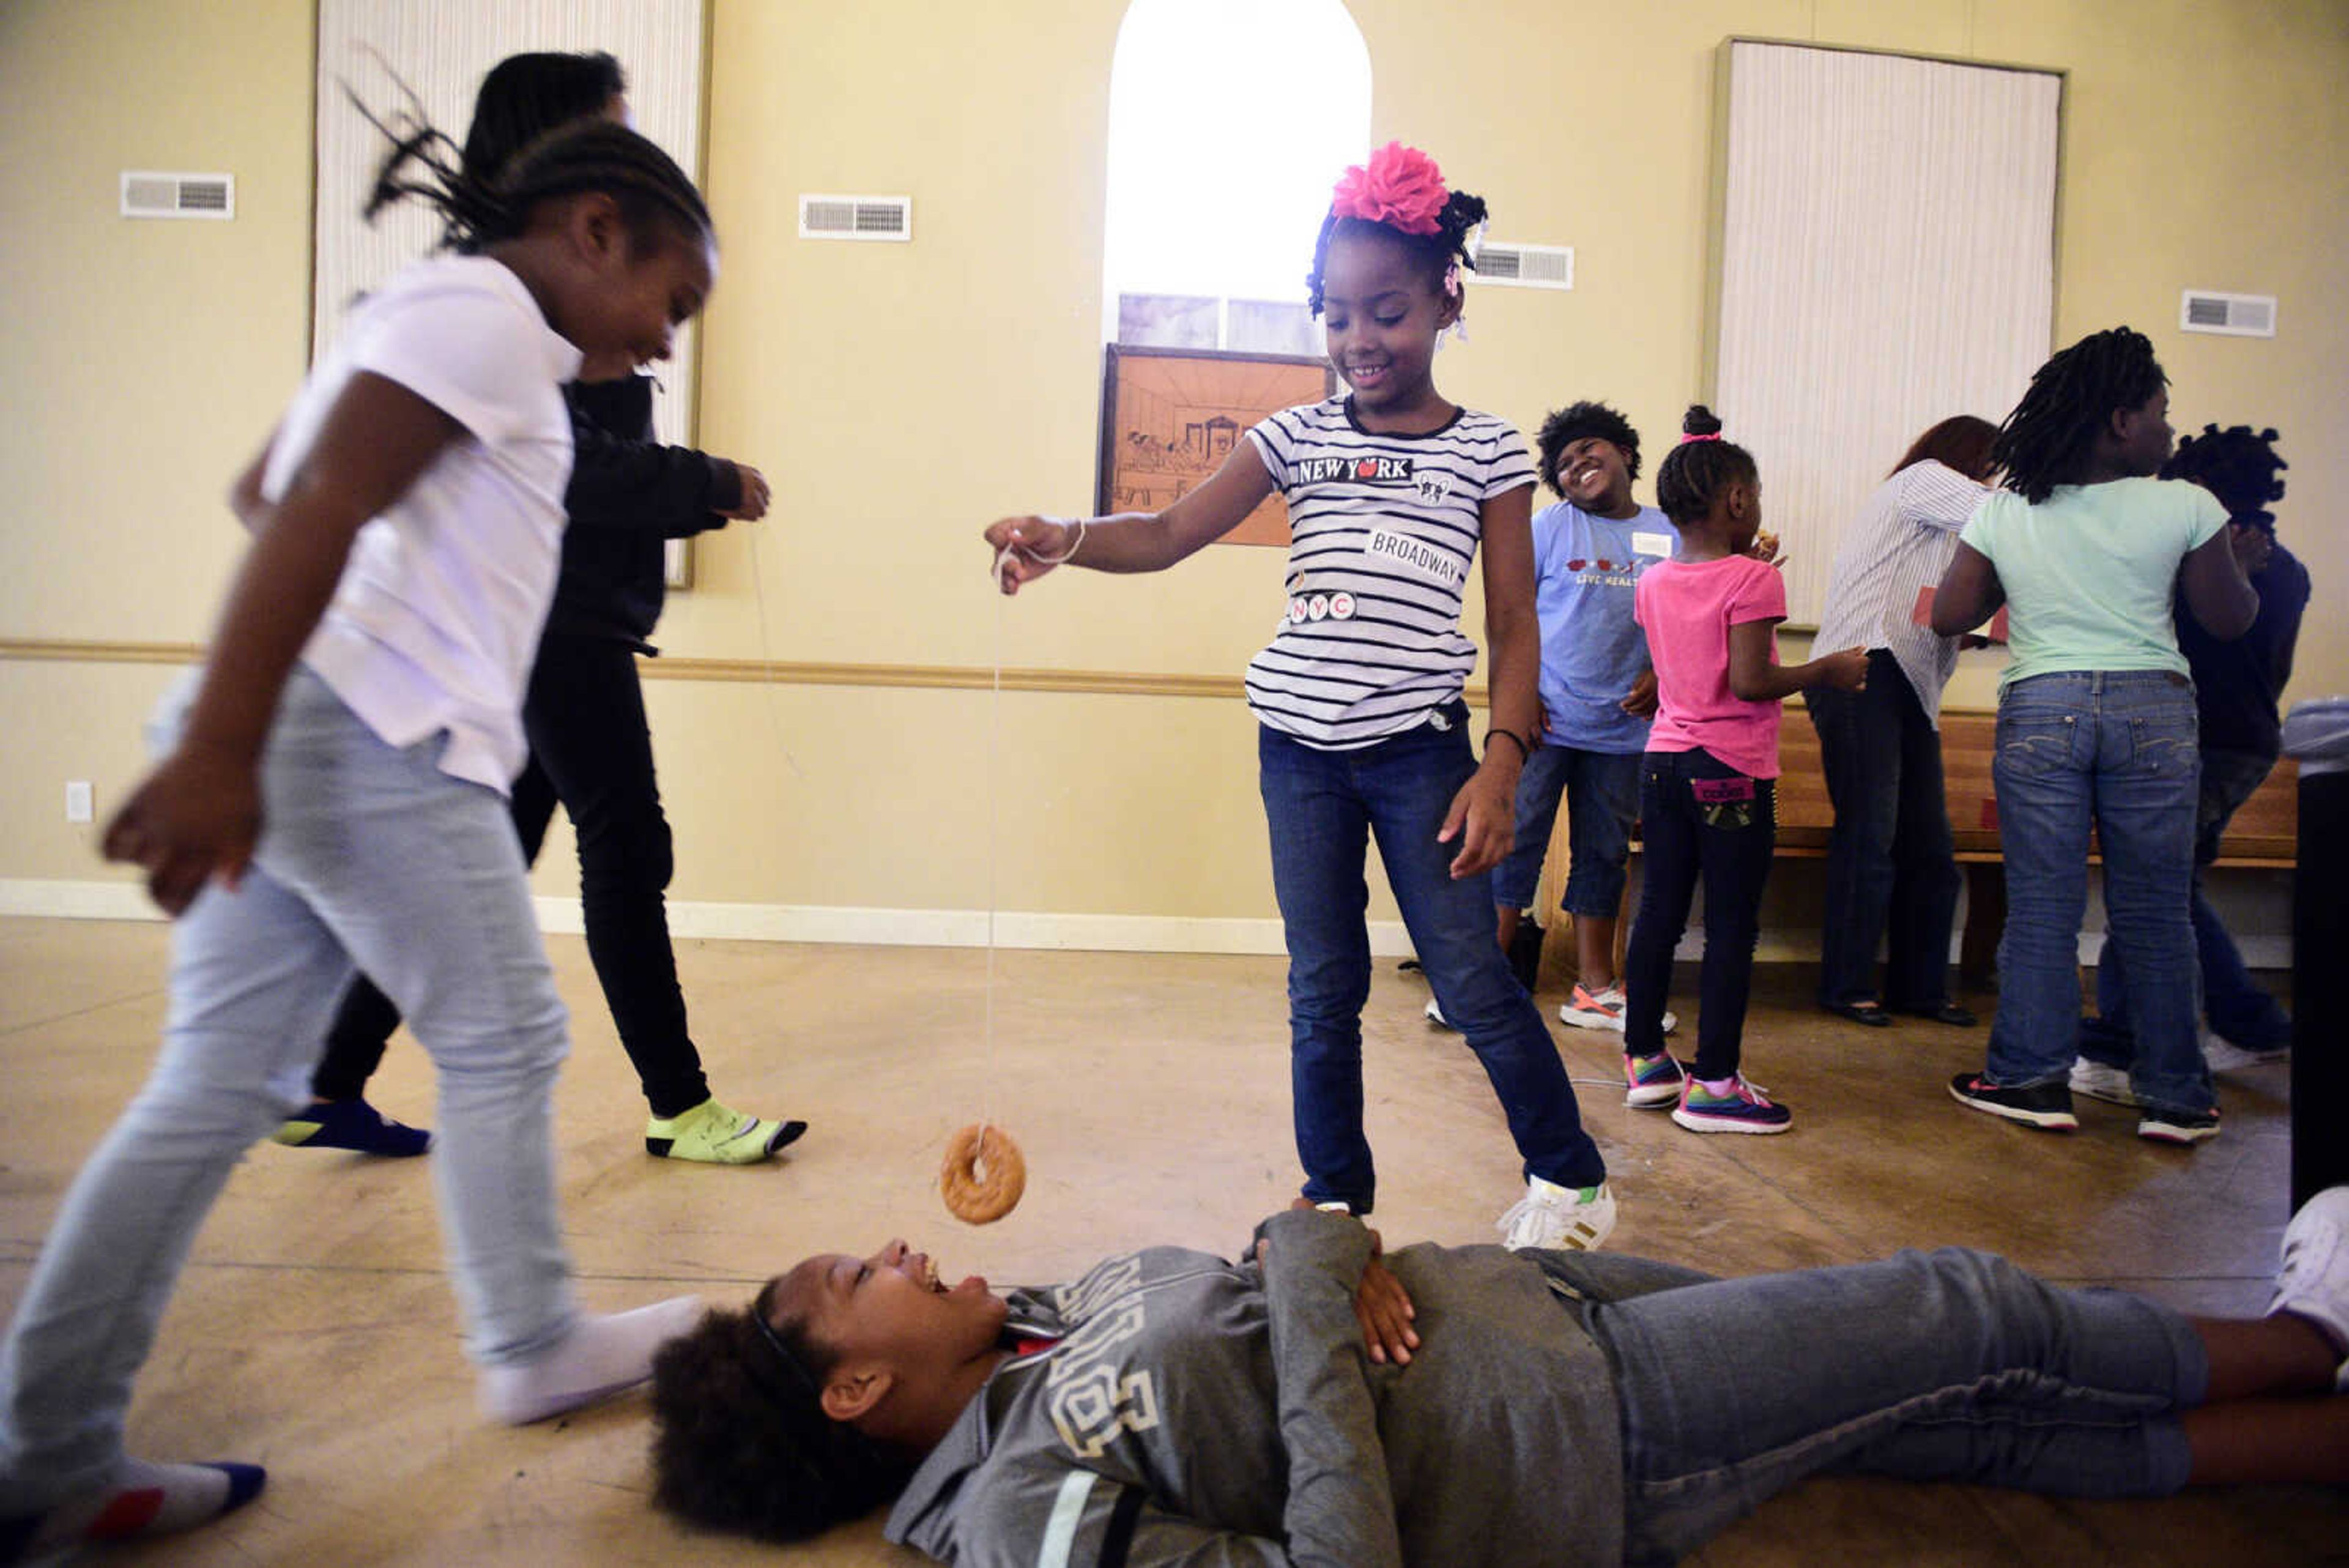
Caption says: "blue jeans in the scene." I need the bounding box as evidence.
[0,669,579,1513]
[1490,744,1642,918]
[1259,706,1606,1213]
[1590,1246,2205,1564]
[1803,651,1962,1010]
[1983,671,2211,1115]
[2084,747,2293,1058]
[1621,749,1776,1079]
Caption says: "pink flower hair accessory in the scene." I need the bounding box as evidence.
[1331,141,1448,236]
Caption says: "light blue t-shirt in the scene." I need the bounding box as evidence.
[1531,500,1680,752]
[1959,477,2228,691]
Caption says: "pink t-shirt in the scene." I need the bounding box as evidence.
[1634,554,1787,779]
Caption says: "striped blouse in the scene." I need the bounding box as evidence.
[1242,398,1537,749]
[1811,459,1990,728]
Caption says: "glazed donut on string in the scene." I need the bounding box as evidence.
[939,1123,1025,1224]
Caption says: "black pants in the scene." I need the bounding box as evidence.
[1622,748,1776,1081]
[311,634,711,1118]
[1802,650,1962,1011]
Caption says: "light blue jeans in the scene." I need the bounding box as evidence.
[1590,1247,2205,1564]
[1982,672,2212,1117]
[0,669,577,1512]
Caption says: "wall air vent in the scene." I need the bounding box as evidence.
[2180,289,2276,338]
[798,193,912,242]
[1474,241,1572,290]
[121,171,235,220]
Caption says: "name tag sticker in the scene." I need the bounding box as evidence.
[1633,531,1674,559]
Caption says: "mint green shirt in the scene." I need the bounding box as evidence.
[1960,477,2228,690]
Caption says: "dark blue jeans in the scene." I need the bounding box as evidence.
[1803,650,1962,1010]
[1622,748,1776,1080]
[1259,706,1606,1213]
[1490,743,1643,918]
[2084,747,2293,1058]
[1983,672,2211,1116]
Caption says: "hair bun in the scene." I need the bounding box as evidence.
[1682,404,1723,437]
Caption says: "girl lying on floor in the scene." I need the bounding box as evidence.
[648,1192,2349,1566]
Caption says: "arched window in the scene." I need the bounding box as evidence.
[1102,0,1369,354]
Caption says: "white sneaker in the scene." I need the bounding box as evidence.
[2203,1030,2290,1071]
[1496,1176,1617,1252]
[1560,983,1675,1036]
[2269,1186,2349,1391]
[1423,996,1453,1030]
[2067,1057,2141,1107]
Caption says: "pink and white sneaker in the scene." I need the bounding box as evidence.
[1560,983,1676,1036]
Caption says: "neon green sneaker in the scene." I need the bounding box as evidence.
[644,1098,807,1165]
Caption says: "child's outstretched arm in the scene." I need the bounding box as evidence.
[1726,620,1867,702]
[1439,484,1538,879]
[984,443,1276,592]
[105,372,463,914]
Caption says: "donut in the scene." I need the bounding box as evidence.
[940,1123,1025,1224]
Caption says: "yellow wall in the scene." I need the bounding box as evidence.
[3,0,2342,930]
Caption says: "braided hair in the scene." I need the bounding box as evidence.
[2162,424,2288,533]
[461,51,627,187]
[649,1282,917,1542]
[1305,190,1487,318]
[1990,327,2168,503]
[1653,406,1757,526]
[1536,401,1643,496]
[355,90,709,258]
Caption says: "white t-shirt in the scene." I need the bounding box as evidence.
[279,255,582,791]
[1243,398,1538,748]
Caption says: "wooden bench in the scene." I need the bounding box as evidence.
[1537,709,2299,990]
[1776,711,2298,987]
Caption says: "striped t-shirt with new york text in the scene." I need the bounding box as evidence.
[1243,397,1538,749]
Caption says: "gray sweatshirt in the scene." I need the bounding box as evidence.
[886,1209,1698,1567]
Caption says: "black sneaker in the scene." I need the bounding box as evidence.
[1948,1071,2079,1131]
[2137,1105,2221,1145]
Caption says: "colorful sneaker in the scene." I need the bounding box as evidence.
[1948,1071,2077,1130]
[2137,1105,2222,1145]
[1560,983,1675,1036]
[1671,1072,1792,1134]
[1624,1051,1687,1109]
[2268,1186,2349,1391]
[644,1098,806,1164]
[1497,1176,1617,1252]
[272,1098,431,1157]
[2067,1058,2141,1107]
[1423,996,1455,1030]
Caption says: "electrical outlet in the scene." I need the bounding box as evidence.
[65,781,94,823]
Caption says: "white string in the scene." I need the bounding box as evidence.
[741,522,804,779]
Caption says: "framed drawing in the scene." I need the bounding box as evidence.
[1097,346,1335,547]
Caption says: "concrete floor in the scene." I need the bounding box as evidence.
[1,916,2339,1565]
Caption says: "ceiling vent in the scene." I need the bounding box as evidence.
[121,171,234,220]
[798,194,912,242]
[2179,289,2275,338]
[1474,241,1572,291]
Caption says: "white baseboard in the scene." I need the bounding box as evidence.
[0,879,2286,970]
